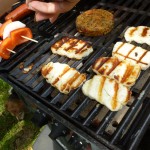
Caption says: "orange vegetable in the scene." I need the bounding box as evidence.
[0,19,12,38]
[11,27,33,46]
[0,37,16,59]
[0,27,33,59]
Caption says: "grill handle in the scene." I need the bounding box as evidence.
[49,120,69,140]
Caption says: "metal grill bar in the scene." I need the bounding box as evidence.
[110,77,150,144]
[82,104,103,126]
[96,111,117,134]
[71,98,90,118]
[97,0,150,15]
[121,99,150,149]
[126,104,150,150]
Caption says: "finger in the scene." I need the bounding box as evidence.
[35,12,60,23]
[49,14,59,23]
[35,12,53,22]
[28,1,61,14]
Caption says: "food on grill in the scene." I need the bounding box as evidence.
[22,63,34,74]
[11,28,33,46]
[124,26,150,45]
[76,9,114,36]
[112,42,150,70]
[92,57,141,87]
[5,3,32,21]
[82,75,131,111]
[51,37,93,59]
[3,21,26,39]
[0,37,16,59]
[41,62,86,94]
[0,20,33,59]
[0,27,33,59]
[0,19,12,38]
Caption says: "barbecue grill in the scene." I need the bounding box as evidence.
[0,0,150,149]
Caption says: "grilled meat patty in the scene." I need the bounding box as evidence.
[124,26,150,45]
[51,37,93,59]
[92,57,141,87]
[41,62,86,94]
[76,9,114,36]
[82,75,131,111]
[112,42,150,70]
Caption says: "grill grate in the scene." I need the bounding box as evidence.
[0,0,150,149]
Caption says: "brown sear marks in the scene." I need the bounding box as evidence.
[98,76,106,103]
[125,46,136,59]
[113,45,149,65]
[106,58,120,75]
[75,41,90,54]
[141,27,149,37]
[113,43,136,58]
[93,57,110,71]
[121,64,133,83]
[137,50,148,64]
[126,82,132,85]
[52,66,70,85]
[125,91,132,103]
[109,78,114,83]
[71,74,86,89]
[114,52,148,65]
[61,72,84,92]
[64,38,79,51]
[115,42,124,53]
[51,37,69,51]
[41,65,53,77]
[98,68,105,75]
[130,66,141,79]
[111,82,119,110]
[114,75,120,81]
[129,28,137,36]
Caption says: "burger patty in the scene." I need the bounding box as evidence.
[76,9,114,36]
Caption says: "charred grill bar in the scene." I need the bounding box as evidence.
[0,0,150,149]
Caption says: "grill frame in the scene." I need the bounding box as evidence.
[0,0,150,149]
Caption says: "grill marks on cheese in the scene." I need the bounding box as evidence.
[82,75,131,111]
[41,62,86,94]
[92,57,141,87]
[51,37,93,59]
[112,42,150,70]
[124,26,150,45]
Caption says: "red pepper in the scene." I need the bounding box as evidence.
[0,27,33,59]
[11,27,33,46]
[0,37,16,59]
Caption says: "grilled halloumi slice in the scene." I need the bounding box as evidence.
[112,42,150,70]
[41,62,86,94]
[92,57,141,87]
[82,75,131,111]
[124,26,150,45]
[51,37,93,59]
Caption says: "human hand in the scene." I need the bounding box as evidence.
[26,0,80,23]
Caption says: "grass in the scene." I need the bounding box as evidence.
[0,79,41,150]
